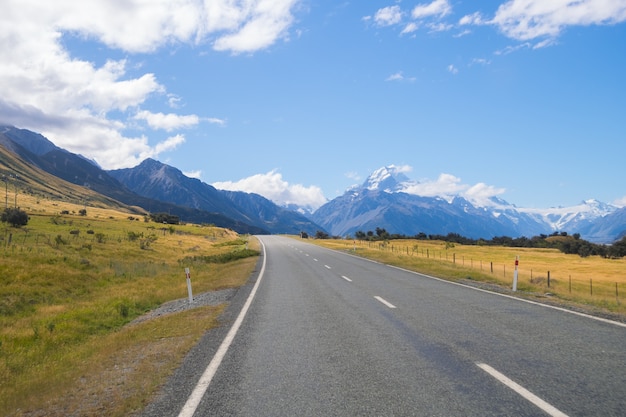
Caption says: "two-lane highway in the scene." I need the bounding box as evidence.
[151,235,626,416]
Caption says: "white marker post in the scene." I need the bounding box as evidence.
[185,267,193,304]
[512,256,519,292]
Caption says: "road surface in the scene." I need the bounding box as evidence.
[143,235,626,416]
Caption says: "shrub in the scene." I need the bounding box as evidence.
[1,207,29,227]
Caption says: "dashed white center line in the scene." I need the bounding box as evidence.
[313,258,318,262]
[341,275,352,282]
[324,265,331,269]
[374,296,397,309]
[476,363,568,417]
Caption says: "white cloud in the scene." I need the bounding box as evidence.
[385,71,416,82]
[459,12,485,26]
[470,58,491,66]
[210,0,298,53]
[447,64,459,74]
[184,170,202,179]
[0,0,300,169]
[370,0,452,34]
[206,117,227,126]
[374,5,404,27]
[614,196,626,208]
[135,111,200,131]
[494,42,532,55]
[490,0,626,41]
[464,182,507,207]
[401,22,420,34]
[411,0,452,20]
[400,173,505,206]
[213,170,328,210]
[154,134,186,155]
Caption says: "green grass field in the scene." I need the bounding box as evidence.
[1,195,260,416]
[306,238,626,315]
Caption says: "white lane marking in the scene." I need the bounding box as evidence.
[324,265,331,269]
[383,264,626,329]
[476,363,569,417]
[178,239,267,417]
[321,243,624,328]
[313,258,318,262]
[374,296,397,309]
[341,275,353,282]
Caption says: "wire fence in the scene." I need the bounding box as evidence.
[355,240,624,306]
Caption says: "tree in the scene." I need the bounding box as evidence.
[375,227,389,239]
[1,207,29,227]
[315,230,329,239]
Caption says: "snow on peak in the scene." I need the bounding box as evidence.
[363,165,413,191]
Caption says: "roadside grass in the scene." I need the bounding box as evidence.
[305,237,626,316]
[1,195,259,416]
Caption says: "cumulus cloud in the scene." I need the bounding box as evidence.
[490,0,626,41]
[464,182,507,207]
[411,0,451,20]
[400,173,505,205]
[370,0,626,53]
[213,170,328,210]
[0,0,300,169]
[368,0,453,34]
[614,196,626,208]
[374,5,404,27]
[135,111,200,131]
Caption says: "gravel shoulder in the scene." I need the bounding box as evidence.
[129,288,238,326]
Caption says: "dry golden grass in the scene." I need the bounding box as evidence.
[1,195,259,416]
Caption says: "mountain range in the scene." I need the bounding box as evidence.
[311,166,626,243]
[1,126,624,243]
[0,125,322,235]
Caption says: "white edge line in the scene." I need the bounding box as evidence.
[296,240,626,328]
[341,275,353,282]
[383,264,626,329]
[374,295,397,309]
[177,238,267,417]
[476,363,569,417]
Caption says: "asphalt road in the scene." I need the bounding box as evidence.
[143,235,626,416]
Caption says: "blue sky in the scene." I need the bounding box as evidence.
[1,1,625,211]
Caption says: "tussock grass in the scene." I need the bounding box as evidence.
[307,237,626,316]
[0,195,259,416]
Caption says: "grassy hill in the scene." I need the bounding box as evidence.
[0,137,133,211]
[0,193,260,416]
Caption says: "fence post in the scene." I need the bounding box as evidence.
[547,271,550,288]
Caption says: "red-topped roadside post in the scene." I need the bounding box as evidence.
[513,256,519,292]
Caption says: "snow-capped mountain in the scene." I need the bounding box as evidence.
[311,166,623,242]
